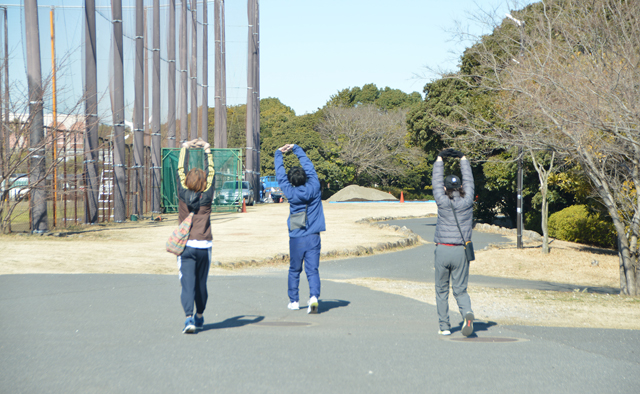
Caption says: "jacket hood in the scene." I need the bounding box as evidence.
[185,190,202,214]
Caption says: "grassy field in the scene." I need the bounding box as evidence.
[4,199,88,232]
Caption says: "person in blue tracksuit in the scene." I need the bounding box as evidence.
[275,144,326,314]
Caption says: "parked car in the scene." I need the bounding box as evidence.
[0,174,29,201]
[216,181,255,206]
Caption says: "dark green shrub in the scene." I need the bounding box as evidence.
[548,205,616,249]
[321,188,337,200]
[524,211,542,234]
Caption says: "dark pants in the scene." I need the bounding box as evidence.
[178,246,211,316]
[288,233,321,302]
[434,244,473,331]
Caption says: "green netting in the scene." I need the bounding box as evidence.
[161,148,243,213]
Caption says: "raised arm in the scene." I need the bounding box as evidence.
[274,149,294,199]
[203,144,215,192]
[432,156,446,204]
[177,147,189,191]
[460,157,474,203]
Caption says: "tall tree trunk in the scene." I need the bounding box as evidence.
[529,150,554,254]
[582,150,638,296]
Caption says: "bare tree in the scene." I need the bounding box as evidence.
[448,0,640,294]
[0,100,86,233]
[528,149,556,254]
[317,105,422,184]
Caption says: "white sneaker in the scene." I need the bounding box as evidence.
[287,301,299,310]
[438,330,451,336]
[307,296,318,314]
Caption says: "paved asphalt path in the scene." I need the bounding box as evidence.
[1,218,638,393]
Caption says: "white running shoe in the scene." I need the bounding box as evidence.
[307,296,319,314]
[287,301,299,310]
[438,330,451,336]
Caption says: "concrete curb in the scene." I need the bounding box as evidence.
[212,217,545,269]
[215,214,433,269]
[473,222,543,241]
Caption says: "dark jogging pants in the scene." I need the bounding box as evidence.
[178,246,212,316]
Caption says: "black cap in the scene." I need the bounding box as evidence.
[444,175,461,190]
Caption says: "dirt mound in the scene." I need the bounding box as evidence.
[327,185,398,202]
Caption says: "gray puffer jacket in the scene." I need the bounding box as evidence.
[432,159,474,244]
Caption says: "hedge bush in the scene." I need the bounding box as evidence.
[548,205,616,249]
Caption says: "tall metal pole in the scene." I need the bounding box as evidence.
[517,147,523,248]
[133,0,144,216]
[25,0,48,233]
[2,7,9,232]
[201,0,208,142]
[214,0,220,147]
[151,0,161,212]
[112,0,126,222]
[179,0,188,143]
[50,8,57,227]
[3,7,8,193]
[167,0,176,148]
[245,0,260,195]
[0,7,5,209]
[254,0,260,193]
[245,0,254,188]
[143,8,150,210]
[220,0,227,147]
[214,0,227,148]
[84,0,99,224]
[189,0,197,140]
[144,7,149,145]
[507,13,525,249]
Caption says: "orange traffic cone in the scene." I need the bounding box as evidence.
[242,198,247,213]
[400,191,405,203]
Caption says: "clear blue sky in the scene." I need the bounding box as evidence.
[1,0,533,121]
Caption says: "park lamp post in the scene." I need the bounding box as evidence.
[506,12,525,249]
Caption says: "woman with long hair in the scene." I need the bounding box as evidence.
[176,139,215,333]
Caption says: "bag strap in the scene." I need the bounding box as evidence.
[183,212,195,227]
[449,200,467,243]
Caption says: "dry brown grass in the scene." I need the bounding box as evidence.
[471,236,619,288]
[328,234,639,331]
[332,278,640,330]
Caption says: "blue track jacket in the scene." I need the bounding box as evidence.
[275,145,326,238]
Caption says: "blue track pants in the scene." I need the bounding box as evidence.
[288,233,321,302]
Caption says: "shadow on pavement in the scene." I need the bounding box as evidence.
[450,320,498,336]
[202,315,265,331]
[318,299,350,314]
